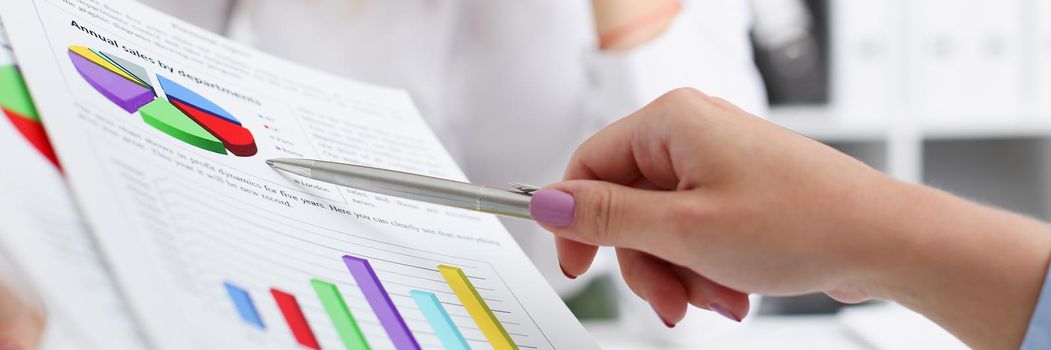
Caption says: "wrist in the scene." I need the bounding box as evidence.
[867,182,1051,348]
[820,177,926,302]
[855,181,944,301]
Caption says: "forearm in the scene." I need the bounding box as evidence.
[590,0,679,51]
[872,182,1051,349]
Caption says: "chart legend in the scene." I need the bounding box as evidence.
[67,46,257,157]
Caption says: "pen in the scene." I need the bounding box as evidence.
[266,158,537,220]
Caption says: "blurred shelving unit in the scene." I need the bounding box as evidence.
[771,106,1051,220]
[759,0,1051,319]
[762,0,1051,221]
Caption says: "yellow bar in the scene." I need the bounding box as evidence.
[438,265,517,350]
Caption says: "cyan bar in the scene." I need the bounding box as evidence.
[411,290,470,350]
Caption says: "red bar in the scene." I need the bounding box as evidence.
[271,288,321,350]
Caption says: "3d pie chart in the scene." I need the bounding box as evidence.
[68,45,257,157]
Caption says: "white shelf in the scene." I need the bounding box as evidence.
[769,106,1051,142]
[768,106,889,142]
[920,118,1051,140]
[767,106,1051,188]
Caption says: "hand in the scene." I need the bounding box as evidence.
[530,88,1051,349]
[0,282,44,350]
[532,88,888,323]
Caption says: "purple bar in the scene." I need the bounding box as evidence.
[343,255,420,350]
[69,50,154,113]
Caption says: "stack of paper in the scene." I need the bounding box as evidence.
[0,0,596,349]
[0,20,146,349]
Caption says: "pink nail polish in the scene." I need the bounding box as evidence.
[559,264,577,279]
[652,305,677,328]
[529,189,575,227]
[660,317,676,328]
[710,304,741,322]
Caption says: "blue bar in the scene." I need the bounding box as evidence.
[224,281,265,329]
[411,290,470,350]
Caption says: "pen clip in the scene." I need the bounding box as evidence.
[508,183,540,197]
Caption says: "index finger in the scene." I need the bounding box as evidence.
[564,89,708,189]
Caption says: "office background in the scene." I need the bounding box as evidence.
[758,0,1051,327]
[588,0,1050,348]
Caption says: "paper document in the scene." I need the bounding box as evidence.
[1,0,595,349]
[0,20,146,349]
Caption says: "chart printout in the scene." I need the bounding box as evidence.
[0,20,146,349]
[0,0,597,349]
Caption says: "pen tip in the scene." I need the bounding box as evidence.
[265,159,275,167]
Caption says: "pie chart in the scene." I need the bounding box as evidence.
[68,46,257,157]
[0,64,60,169]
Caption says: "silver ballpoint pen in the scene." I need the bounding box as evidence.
[266,158,537,220]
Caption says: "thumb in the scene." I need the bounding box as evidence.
[530,180,697,253]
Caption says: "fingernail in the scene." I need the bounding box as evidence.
[710,304,742,322]
[0,341,22,350]
[660,317,676,328]
[530,189,575,228]
[653,305,677,328]
[559,264,577,279]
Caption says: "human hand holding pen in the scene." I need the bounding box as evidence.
[529,88,1051,349]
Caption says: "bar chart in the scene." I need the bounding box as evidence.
[151,175,551,349]
[222,254,521,350]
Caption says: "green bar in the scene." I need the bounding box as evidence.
[0,65,40,121]
[311,279,371,350]
[139,99,226,155]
